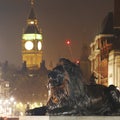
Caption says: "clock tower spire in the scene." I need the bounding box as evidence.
[22,0,43,69]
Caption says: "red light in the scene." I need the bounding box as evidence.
[76,60,80,64]
[66,40,71,45]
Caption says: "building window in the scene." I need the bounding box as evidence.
[5,83,9,88]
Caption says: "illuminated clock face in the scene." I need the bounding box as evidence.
[25,41,34,50]
[38,41,42,50]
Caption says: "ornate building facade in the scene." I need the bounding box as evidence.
[89,0,120,88]
[22,1,43,69]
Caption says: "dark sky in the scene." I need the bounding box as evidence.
[0,0,113,68]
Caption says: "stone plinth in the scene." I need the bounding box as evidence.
[19,116,120,120]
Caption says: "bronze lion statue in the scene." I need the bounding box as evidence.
[47,58,120,115]
[26,58,120,115]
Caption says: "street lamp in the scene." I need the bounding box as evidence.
[10,97,14,102]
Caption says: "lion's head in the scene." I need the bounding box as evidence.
[48,65,65,87]
[47,58,85,108]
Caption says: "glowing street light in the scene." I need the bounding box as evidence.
[10,97,14,102]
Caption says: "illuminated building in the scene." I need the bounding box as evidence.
[0,67,9,99]
[89,0,120,88]
[0,80,9,98]
[22,0,43,69]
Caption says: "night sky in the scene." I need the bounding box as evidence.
[0,0,113,68]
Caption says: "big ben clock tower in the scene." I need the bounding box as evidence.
[22,0,43,69]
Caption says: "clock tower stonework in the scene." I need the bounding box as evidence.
[22,2,43,69]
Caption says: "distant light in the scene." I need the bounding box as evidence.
[5,83,9,87]
[14,101,16,105]
[117,87,120,91]
[10,97,14,102]
[66,40,71,45]
[30,21,34,24]
[75,60,80,64]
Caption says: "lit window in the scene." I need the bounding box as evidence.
[5,83,9,87]
[22,34,42,40]
[30,21,34,24]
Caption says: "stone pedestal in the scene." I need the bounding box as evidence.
[19,116,120,120]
